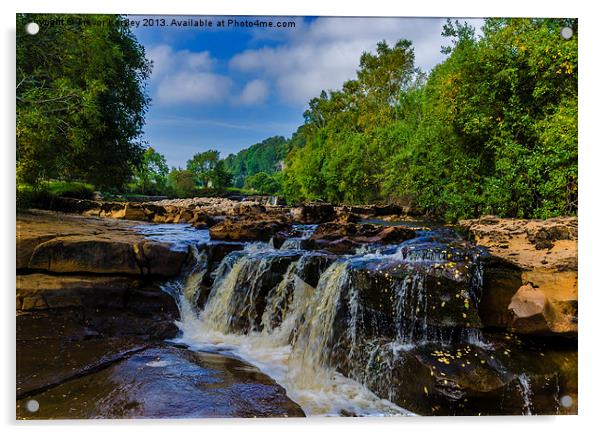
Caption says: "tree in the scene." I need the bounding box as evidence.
[186,150,220,187]
[280,19,577,220]
[283,39,419,204]
[222,136,289,188]
[167,168,196,198]
[16,14,151,189]
[244,172,280,194]
[131,147,168,194]
[210,160,233,189]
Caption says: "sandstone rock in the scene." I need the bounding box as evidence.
[209,219,292,242]
[459,216,578,338]
[309,222,416,253]
[136,242,189,277]
[28,236,141,275]
[290,203,336,224]
[17,274,137,310]
[18,211,189,277]
[507,284,577,337]
[17,345,305,419]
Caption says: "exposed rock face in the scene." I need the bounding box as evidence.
[290,203,336,224]
[18,212,188,277]
[459,216,577,338]
[209,219,292,242]
[308,222,416,253]
[343,337,576,416]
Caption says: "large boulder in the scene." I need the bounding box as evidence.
[27,236,188,277]
[341,338,576,416]
[508,284,577,336]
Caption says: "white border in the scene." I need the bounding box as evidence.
[2,1,600,434]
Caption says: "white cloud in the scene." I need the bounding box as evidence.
[236,79,269,105]
[147,44,228,106]
[156,72,232,105]
[230,17,483,106]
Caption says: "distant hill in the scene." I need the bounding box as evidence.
[223,136,290,188]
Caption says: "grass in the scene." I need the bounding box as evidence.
[17,181,95,210]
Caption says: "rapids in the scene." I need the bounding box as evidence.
[143,221,492,416]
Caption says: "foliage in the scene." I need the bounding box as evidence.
[130,147,169,195]
[223,136,289,188]
[244,172,281,194]
[16,13,151,189]
[281,19,577,220]
[166,168,197,198]
[17,181,94,210]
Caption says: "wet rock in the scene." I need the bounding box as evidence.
[340,336,576,416]
[209,219,292,242]
[16,304,179,399]
[17,345,305,419]
[309,222,416,253]
[217,251,303,332]
[341,258,483,341]
[290,203,336,224]
[295,252,338,288]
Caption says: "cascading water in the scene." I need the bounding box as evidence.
[517,374,534,415]
[156,222,492,416]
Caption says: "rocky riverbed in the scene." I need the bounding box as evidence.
[16,198,578,418]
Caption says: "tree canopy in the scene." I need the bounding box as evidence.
[282,18,577,220]
[16,14,151,189]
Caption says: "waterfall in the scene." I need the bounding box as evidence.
[290,262,349,382]
[517,374,534,415]
[160,224,490,416]
[171,248,408,416]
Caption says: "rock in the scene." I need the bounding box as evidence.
[295,252,338,288]
[290,203,336,224]
[17,274,138,310]
[309,222,416,253]
[136,241,189,277]
[508,284,577,337]
[28,236,140,274]
[17,345,305,419]
[345,338,576,415]
[459,216,578,338]
[27,236,187,277]
[209,219,292,242]
[18,211,190,278]
[16,298,179,400]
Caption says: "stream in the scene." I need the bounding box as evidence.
[134,220,503,416]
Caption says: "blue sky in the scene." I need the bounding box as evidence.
[131,16,483,168]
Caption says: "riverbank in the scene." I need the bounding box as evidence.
[16,200,578,417]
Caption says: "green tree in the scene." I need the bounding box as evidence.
[131,147,168,195]
[244,172,281,194]
[210,160,234,189]
[167,168,196,198]
[283,39,419,204]
[222,136,289,188]
[186,150,220,187]
[16,14,151,189]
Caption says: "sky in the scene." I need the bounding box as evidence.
[131,16,483,168]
